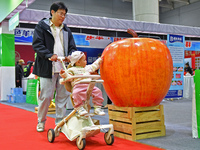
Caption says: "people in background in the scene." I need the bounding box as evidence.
[32,1,77,132]
[30,62,35,74]
[185,62,193,75]
[15,59,24,87]
[24,61,33,77]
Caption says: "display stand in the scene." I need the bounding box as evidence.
[192,70,200,138]
[108,104,165,141]
[35,91,56,114]
[35,101,56,114]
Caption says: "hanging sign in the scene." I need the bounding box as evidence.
[9,12,19,31]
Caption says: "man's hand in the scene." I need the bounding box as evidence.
[64,56,70,62]
[49,54,58,61]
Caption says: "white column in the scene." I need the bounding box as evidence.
[0,21,15,101]
[132,0,159,23]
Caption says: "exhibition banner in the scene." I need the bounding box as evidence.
[77,47,104,64]
[15,28,34,43]
[26,79,38,105]
[14,28,125,46]
[14,28,117,64]
[165,34,185,98]
[185,41,200,51]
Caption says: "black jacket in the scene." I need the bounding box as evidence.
[32,18,77,78]
[16,64,23,81]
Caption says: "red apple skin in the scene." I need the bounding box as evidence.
[100,38,173,107]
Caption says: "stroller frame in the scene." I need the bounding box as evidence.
[47,57,114,150]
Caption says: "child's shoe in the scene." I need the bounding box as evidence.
[94,106,105,116]
[77,106,88,116]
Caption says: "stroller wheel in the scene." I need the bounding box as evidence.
[47,129,55,143]
[104,131,114,145]
[76,136,86,150]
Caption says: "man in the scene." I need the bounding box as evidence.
[32,2,77,132]
[24,61,33,77]
[15,59,24,87]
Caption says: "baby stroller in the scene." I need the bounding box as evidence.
[47,57,114,150]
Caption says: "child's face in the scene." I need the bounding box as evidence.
[77,55,87,67]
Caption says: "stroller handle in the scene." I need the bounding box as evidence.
[59,75,102,85]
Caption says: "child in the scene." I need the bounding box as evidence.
[60,51,105,116]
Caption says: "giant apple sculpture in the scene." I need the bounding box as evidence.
[100,29,173,107]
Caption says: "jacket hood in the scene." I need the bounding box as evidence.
[38,18,51,31]
[39,18,68,31]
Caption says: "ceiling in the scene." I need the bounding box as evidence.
[122,0,200,13]
[6,0,200,21]
[5,0,35,20]
[159,0,200,12]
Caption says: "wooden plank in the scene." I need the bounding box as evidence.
[160,125,166,136]
[109,115,132,123]
[114,131,133,141]
[135,111,161,122]
[160,115,165,126]
[110,120,132,134]
[35,110,56,114]
[134,105,160,112]
[35,107,56,110]
[108,105,131,112]
[47,108,56,111]
[135,125,165,134]
[46,111,56,114]
[136,131,165,140]
[108,105,132,118]
[159,105,164,115]
[136,121,162,129]
[35,107,56,114]
[108,110,130,119]
[108,105,163,112]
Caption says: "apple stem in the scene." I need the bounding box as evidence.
[127,28,138,38]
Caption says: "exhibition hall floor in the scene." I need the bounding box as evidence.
[1,98,199,150]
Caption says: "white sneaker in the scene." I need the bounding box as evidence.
[77,106,88,116]
[37,122,45,132]
[94,106,105,116]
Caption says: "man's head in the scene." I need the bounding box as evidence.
[27,61,33,66]
[18,59,25,66]
[185,62,189,68]
[50,2,68,26]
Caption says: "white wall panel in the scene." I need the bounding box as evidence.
[0,67,15,101]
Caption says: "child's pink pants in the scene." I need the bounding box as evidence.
[72,84,104,108]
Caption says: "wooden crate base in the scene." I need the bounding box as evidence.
[35,107,56,114]
[108,104,165,141]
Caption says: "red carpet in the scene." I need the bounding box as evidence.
[0,103,164,150]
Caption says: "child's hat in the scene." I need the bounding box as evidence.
[69,51,84,66]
